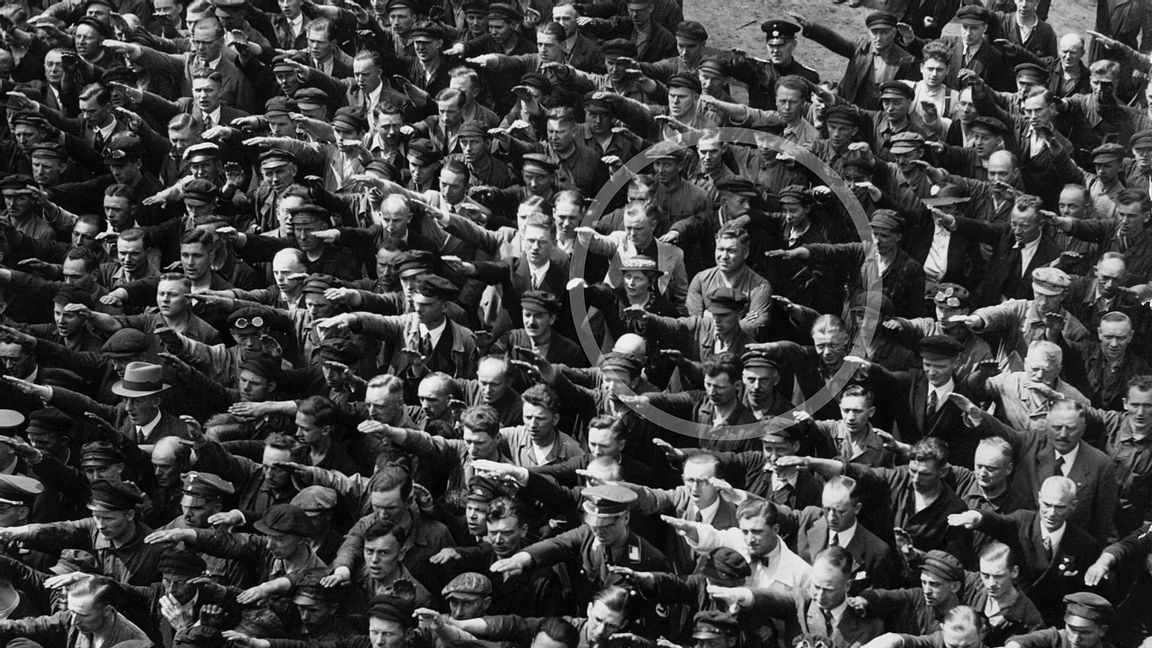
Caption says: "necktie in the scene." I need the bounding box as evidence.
[821,607,835,634]
[531,272,540,290]
[693,509,703,523]
[419,332,433,356]
[927,389,938,417]
[204,113,214,130]
[136,426,145,443]
[92,128,105,151]
[829,532,839,547]
[1042,535,1053,558]
[1055,455,1065,476]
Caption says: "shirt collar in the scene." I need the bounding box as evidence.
[137,410,164,437]
[696,497,722,525]
[1056,443,1079,471]
[831,521,858,547]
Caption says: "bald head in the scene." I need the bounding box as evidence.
[613,333,647,357]
[1058,33,1083,50]
[153,436,191,463]
[988,150,1015,171]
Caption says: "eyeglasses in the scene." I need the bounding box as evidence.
[232,316,265,330]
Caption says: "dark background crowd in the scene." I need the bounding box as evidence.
[0,0,1151,647]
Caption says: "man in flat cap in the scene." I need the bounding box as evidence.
[1050,188,1152,278]
[149,470,251,587]
[791,11,918,110]
[491,290,584,380]
[0,480,166,585]
[575,0,676,63]
[0,573,151,648]
[1002,592,1113,648]
[950,476,1105,625]
[904,5,1012,91]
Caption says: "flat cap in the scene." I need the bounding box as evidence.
[620,254,664,276]
[407,138,441,165]
[888,131,924,153]
[181,471,235,503]
[922,183,971,207]
[825,104,859,127]
[1132,129,1152,149]
[264,96,299,117]
[0,175,35,193]
[49,548,99,575]
[462,0,488,14]
[272,54,297,73]
[292,485,338,514]
[675,20,708,43]
[316,337,360,365]
[920,550,964,582]
[26,407,73,435]
[158,548,207,577]
[75,16,113,38]
[81,441,125,467]
[395,250,438,277]
[581,484,637,516]
[211,0,248,8]
[1091,142,1126,164]
[870,209,904,232]
[103,134,143,162]
[705,286,749,314]
[761,19,800,44]
[458,120,491,140]
[969,115,1006,135]
[741,349,782,371]
[369,595,414,624]
[465,475,504,502]
[521,290,561,314]
[522,152,559,174]
[88,479,144,511]
[0,475,43,507]
[302,273,343,294]
[1031,266,1071,295]
[933,283,971,308]
[333,107,368,132]
[254,503,310,536]
[384,0,415,10]
[599,351,644,376]
[956,4,993,23]
[919,335,963,360]
[715,176,758,197]
[182,178,219,205]
[1063,592,1113,624]
[415,275,459,300]
[28,142,67,160]
[777,184,809,204]
[294,87,328,109]
[865,11,898,28]
[698,57,728,78]
[1014,62,1049,82]
[293,568,344,604]
[442,572,492,598]
[518,72,551,94]
[583,91,615,114]
[602,38,637,58]
[879,81,914,101]
[183,142,220,162]
[692,610,740,639]
[667,73,702,94]
[486,2,521,21]
[409,20,445,40]
[258,148,296,167]
[288,204,332,226]
[700,546,752,581]
[39,368,85,391]
[102,328,151,357]
[10,112,52,132]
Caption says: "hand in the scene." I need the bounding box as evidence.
[108,81,143,104]
[443,42,464,56]
[764,248,806,260]
[429,548,461,564]
[470,459,529,486]
[842,355,871,372]
[947,314,980,329]
[523,6,541,27]
[660,514,702,544]
[710,477,747,504]
[622,305,647,321]
[652,438,684,463]
[144,528,191,544]
[207,509,245,527]
[993,38,1020,56]
[1087,30,1120,49]
[154,326,183,353]
[947,392,984,423]
[1085,558,1113,586]
[706,585,752,608]
[320,566,351,588]
[658,230,680,243]
[601,154,622,169]
[1043,310,1065,332]
[199,603,226,629]
[5,91,37,113]
[161,593,194,631]
[927,205,956,230]
[0,435,41,462]
[44,571,88,590]
[1025,381,1063,401]
[896,22,914,41]
[0,325,35,347]
[847,596,869,615]
[220,631,271,648]
[654,114,691,133]
[1,376,51,401]
[947,510,982,528]
[490,552,532,576]
[509,345,555,382]
[236,583,271,604]
[575,468,619,487]
[973,359,1001,376]
[790,13,808,29]
[177,414,207,446]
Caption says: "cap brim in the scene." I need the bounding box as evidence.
[1031,286,1063,296]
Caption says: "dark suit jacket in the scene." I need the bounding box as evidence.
[951,217,1064,307]
[473,256,575,340]
[904,207,982,289]
[907,37,1013,92]
[779,505,897,591]
[802,22,919,108]
[868,365,975,466]
[974,510,1103,625]
[751,585,885,648]
[566,33,606,74]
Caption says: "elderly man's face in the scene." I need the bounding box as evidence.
[974,444,1012,491]
[1025,348,1061,384]
[1038,479,1075,530]
[1047,407,1085,455]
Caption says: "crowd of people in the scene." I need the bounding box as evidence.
[0,0,1151,646]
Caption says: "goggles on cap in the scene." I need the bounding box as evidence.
[934,288,961,308]
[104,149,129,161]
[232,316,265,330]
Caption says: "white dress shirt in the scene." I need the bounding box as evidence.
[1041,522,1066,554]
[135,410,163,442]
[1018,237,1041,276]
[830,522,858,548]
[419,319,448,350]
[924,223,951,280]
[1055,444,1079,476]
[927,378,955,413]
